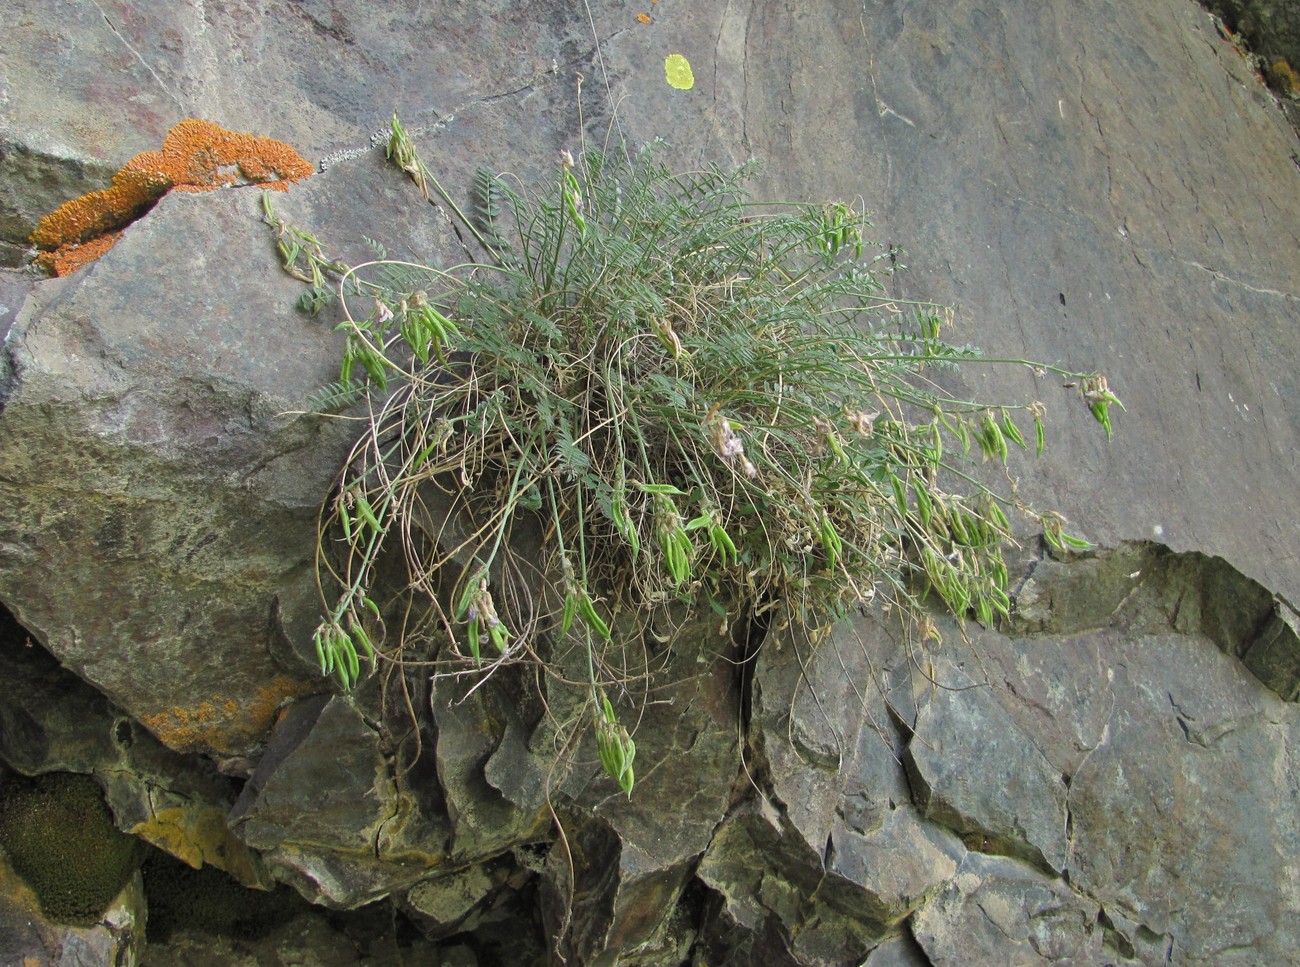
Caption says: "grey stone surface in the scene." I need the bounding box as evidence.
[917,548,1300,965]
[533,605,739,964]
[0,268,35,342]
[825,809,964,927]
[912,852,1106,966]
[228,695,406,907]
[862,934,932,967]
[0,191,339,758]
[905,653,1070,874]
[0,1,1298,964]
[405,863,502,930]
[691,0,1300,602]
[1064,632,1300,963]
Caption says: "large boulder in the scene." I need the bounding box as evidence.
[0,0,1298,964]
[1,179,380,758]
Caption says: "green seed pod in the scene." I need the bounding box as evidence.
[577,593,612,641]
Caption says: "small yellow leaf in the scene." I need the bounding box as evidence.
[665,54,694,90]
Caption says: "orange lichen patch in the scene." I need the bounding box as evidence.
[139,674,316,755]
[244,673,317,736]
[33,231,122,276]
[29,167,169,252]
[31,117,313,276]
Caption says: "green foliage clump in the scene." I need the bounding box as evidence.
[0,771,140,924]
[264,115,1121,797]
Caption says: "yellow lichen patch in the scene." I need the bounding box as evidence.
[31,118,313,276]
[129,804,269,889]
[665,53,695,90]
[138,674,315,756]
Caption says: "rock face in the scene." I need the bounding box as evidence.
[1,1,1299,965]
[1,189,346,757]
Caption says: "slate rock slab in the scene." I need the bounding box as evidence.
[906,547,1300,965]
[0,189,340,757]
[1065,632,1300,964]
[904,653,1069,874]
[912,852,1106,966]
